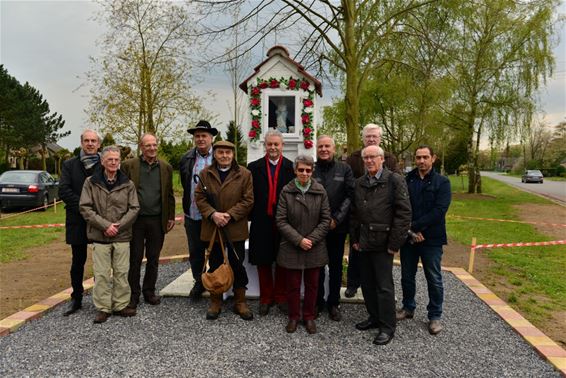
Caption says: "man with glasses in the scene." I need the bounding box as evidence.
[350,145,411,345]
[344,124,400,298]
[122,133,175,309]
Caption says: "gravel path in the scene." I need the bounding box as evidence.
[0,263,559,377]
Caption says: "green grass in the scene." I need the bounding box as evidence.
[447,176,566,323]
[0,206,65,263]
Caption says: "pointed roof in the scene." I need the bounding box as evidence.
[239,45,322,96]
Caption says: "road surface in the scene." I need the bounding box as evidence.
[481,171,566,204]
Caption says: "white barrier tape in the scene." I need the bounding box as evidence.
[449,215,566,228]
[2,214,185,230]
[0,200,63,220]
[475,239,566,249]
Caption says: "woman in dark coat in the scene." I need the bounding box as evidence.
[276,155,331,334]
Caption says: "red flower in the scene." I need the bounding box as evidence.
[288,79,297,89]
[303,127,312,135]
[270,79,279,88]
[251,87,260,95]
[251,119,260,129]
[259,81,269,89]
[303,99,313,107]
[304,140,313,149]
[249,130,257,138]
[300,81,310,90]
[301,114,310,124]
[251,98,260,106]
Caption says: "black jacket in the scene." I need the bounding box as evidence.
[247,156,295,265]
[59,155,100,245]
[350,168,412,252]
[405,168,451,246]
[313,159,355,234]
[179,148,209,218]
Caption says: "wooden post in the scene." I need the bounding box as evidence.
[468,237,477,273]
[53,198,57,213]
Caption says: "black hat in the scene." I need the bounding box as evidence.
[187,120,218,136]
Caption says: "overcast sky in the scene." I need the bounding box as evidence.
[1,0,565,151]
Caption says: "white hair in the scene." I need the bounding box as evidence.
[362,123,382,138]
[361,145,384,158]
[81,129,102,142]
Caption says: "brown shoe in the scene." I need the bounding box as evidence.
[304,319,317,334]
[115,307,137,317]
[144,294,161,305]
[93,311,110,324]
[286,320,298,333]
[206,293,223,320]
[396,308,414,321]
[233,288,253,321]
[428,320,442,335]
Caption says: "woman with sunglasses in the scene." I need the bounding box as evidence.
[276,154,331,334]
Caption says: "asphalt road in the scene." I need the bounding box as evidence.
[481,171,566,204]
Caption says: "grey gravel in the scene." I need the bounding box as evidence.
[0,263,560,377]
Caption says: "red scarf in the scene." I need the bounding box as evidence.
[266,155,283,217]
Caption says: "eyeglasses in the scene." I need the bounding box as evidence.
[362,155,382,160]
[297,168,312,173]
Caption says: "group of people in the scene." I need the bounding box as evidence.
[59,121,451,346]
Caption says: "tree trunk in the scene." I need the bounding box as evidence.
[343,0,360,153]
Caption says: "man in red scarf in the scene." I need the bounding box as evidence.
[247,130,295,315]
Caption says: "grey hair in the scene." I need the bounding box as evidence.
[316,135,335,146]
[264,129,284,142]
[362,123,382,137]
[140,133,157,145]
[293,154,315,170]
[101,145,121,158]
[81,129,102,142]
[361,145,384,158]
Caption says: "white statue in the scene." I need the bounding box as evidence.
[276,103,288,133]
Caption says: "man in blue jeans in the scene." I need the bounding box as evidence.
[397,145,451,335]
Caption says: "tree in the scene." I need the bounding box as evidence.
[199,0,438,153]
[443,0,556,193]
[225,121,247,166]
[87,0,209,146]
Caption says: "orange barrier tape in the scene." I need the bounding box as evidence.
[474,239,566,249]
[449,215,566,228]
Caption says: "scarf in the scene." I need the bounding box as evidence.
[80,150,100,171]
[266,155,283,217]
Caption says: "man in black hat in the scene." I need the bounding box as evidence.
[180,120,218,300]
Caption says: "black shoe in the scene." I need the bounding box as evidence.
[373,332,394,345]
[328,306,342,322]
[144,294,161,305]
[63,298,82,316]
[259,303,271,316]
[344,287,357,298]
[355,319,379,331]
[189,283,205,301]
[277,302,288,315]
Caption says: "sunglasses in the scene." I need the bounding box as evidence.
[297,168,312,173]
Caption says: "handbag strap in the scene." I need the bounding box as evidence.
[202,226,229,274]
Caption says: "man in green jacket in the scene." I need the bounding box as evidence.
[122,134,175,309]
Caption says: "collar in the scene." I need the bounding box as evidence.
[268,157,280,165]
[197,147,213,158]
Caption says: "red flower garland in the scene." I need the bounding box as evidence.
[248,76,315,148]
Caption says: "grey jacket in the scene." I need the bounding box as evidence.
[350,168,412,252]
[276,180,331,270]
[79,168,140,243]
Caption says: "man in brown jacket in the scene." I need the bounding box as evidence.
[122,134,175,309]
[80,146,140,323]
[195,141,254,321]
[345,123,400,298]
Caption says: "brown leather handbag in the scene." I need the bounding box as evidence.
[201,226,234,295]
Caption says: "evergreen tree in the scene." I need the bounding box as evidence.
[225,121,247,166]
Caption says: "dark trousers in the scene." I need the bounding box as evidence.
[359,250,396,335]
[286,268,320,321]
[185,217,206,286]
[400,244,444,320]
[346,240,360,289]
[70,244,88,299]
[128,216,165,303]
[209,240,248,289]
[257,264,287,305]
[317,232,347,307]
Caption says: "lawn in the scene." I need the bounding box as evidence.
[446,176,566,324]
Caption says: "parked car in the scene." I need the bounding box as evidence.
[0,170,59,211]
[521,170,544,184]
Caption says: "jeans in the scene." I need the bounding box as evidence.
[185,217,206,286]
[400,244,444,320]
